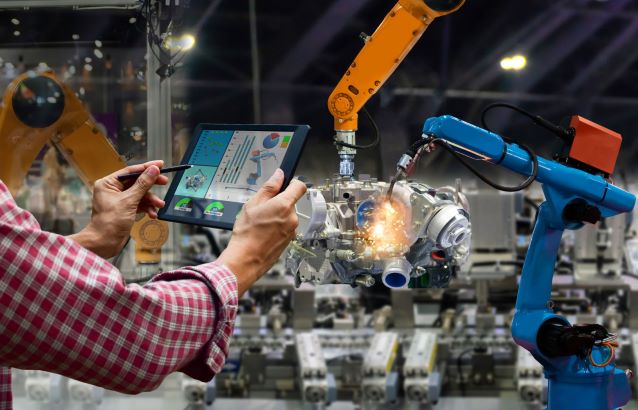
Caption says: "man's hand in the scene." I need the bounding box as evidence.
[218,169,307,295]
[70,161,169,259]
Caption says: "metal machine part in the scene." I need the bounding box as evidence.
[403,331,441,405]
[288,177,471,288]
[295,333,336,406]
[181,375,216,406]
[573,215,627,281]
[625,238,638,277]
[515,347,547,406]
[464,190,520,280]
[361,332,400,404]
[67,379,104,407]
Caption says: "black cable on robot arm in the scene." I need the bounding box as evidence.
[481,103,537,138]
[481,102,573,142]
[429,137,539,192]
[333,106,380,150]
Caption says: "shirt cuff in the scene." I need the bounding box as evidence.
[150,262,238,380]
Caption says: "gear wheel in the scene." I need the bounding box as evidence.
[330,93,355,117]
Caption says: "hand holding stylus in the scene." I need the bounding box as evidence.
[117,164,192,182]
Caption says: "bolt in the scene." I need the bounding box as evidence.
[355,275,375,288]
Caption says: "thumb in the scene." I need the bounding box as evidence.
[127,165,160,202]
[252,168,284,204]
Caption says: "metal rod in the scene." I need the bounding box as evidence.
[169,80,638,107]
[249,0,261,123]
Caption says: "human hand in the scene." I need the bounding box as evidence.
[70,160,169,259]
[217,169,307,295]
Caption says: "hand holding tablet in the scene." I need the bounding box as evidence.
[158,124,310,230]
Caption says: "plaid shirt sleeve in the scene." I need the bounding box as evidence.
[0,180,238,408]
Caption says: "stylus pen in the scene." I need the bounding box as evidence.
[117,165,193,182]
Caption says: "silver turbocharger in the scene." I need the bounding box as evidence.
[286,176,471,288]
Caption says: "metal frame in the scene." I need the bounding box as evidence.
[0,0,139,7]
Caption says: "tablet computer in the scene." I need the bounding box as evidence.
[158,123,310,230]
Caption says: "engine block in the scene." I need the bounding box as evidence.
[287,176,471,288]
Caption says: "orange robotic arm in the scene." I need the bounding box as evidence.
[327,0,465,176]
[0,71,168,264]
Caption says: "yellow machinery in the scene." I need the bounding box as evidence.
[0,71,168,264]
[327,0,465,177]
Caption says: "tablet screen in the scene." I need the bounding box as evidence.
[159,124,309,229]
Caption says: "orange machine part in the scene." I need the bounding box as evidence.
[568,116,622,176]
[0,71,125,194]
[327,0,465,131]
[0,71,167,264]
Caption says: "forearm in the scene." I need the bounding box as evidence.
[68,224,120,259]
[0,221,237,394]
[217,248,264,296]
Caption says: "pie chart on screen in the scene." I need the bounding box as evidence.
[263,133,280,149]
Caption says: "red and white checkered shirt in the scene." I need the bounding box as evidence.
[0,180,238,410]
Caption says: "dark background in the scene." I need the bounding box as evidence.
[1,0,637,186]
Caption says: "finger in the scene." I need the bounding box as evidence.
[112,160,165,179]
[146,206,158,219]
[149,194,166,208]
[124,174,168,191]
[156,175,169,185]
[251,168,284,204]
[277,179,307,206]
[137,193,166,212]
[126,165,160,202]
[103,160,166,190]
[143,193,166,208]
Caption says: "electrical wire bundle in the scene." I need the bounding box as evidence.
[140,0,189,77]
[589,333,619,368]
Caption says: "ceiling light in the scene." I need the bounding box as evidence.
[85,57,92,63]
[94,49,104,59]
[72,34,80,41]
[11,18,19,25]
[129,17,137,24]
[95,39,103,48]
[84,64,93,72]
[163,33,196,52]
[13,30,20,37]
[500,54,527,71]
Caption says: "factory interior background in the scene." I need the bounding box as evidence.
[2,0,638,409]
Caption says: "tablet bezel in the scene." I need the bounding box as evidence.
[158,123,310,230]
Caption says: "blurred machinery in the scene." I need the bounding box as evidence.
[8,1,638,410]
[295,333,336,406]
[0,71,169,265]
[573,215,627,283]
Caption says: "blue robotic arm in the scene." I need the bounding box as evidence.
[422,115,635,410]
